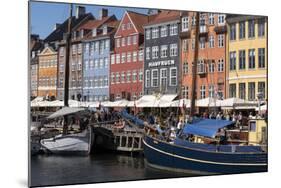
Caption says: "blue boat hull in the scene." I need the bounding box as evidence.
[143,135,267,174]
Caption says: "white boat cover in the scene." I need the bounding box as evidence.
[47,107,85,119]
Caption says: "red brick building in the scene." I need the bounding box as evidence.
[180,12,227,100]
[110,11,151,101]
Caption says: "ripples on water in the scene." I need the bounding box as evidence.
[31,152,194,187]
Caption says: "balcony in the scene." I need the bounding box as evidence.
[214,25,227,34]
[199,25,208,37]
[180,29,191,39]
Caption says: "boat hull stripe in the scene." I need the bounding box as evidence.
[143,139,267,166]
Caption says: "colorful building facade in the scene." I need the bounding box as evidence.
[81,12,118,101]
[143,10,181,95]
[110,11,148,101]
[37,45,58,98]
[180,12,227,100]
[226,15,267,101]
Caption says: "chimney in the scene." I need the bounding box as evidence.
[53,23,61,30]
[99,8,108,20]
[75,6,86,18]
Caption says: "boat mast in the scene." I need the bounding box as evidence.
[64,3,73,107]
[63,3,72,135]
[189,12,200,122]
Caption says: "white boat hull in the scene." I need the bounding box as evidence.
[40,127,93,155]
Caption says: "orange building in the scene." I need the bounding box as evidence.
[180,12,227,100]
[37,45,58,98]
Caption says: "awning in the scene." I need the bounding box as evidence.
[196,97,223,107]
[220,98,258,109]
[136,94,177,107]
[182,119,234,138]
[170,98,191,107]
[47,107,85,119]
[158,94,178,107]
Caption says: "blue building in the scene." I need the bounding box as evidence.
[82,11,118,101]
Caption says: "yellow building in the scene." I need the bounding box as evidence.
[38,45,58,98]
[248,118,267,145]
[226,16,267,101]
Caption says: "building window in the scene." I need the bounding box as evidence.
[230,51,236,71]
[145,70,150,88]
[169,67,177,86]
[239,83,246,99]
[152,27,159,39]
[239,21,245,39]
[258,48,265,68]
[121,37,126,47]
[146,29,151,40]
[133,51,137,62]
[160,68,167,91]
[218,14,225,25]
[115,72,120,83]
[151,69,158,87]
[126,71,131,83]
[208,13,214,25]
[200,85,206,99]
[111,73,115,84]
[170,43,178,56]
[182,17,189,31]
[248,20,255,38]
[133,35,137,44]
[230,23,236,41]
[127,22,132,29]
[127,52,132,63]
[218,34,224,47]
[111,54,115,65]
[121,53,126,63]
[183,61,188,75]
[99,58,104,68]
[104,57,109,67]
[116,38,120,48]
[209,35,214,48]
[146,47,150,60]
[122,24,125,30]
[139,70,143,81]
[138,50,144,61]
[197,59,206,74]
[217,59,224,72]
[248,49,256,69]
[209,85,215,98]
[182,39,188,52]
[127,36,131,46]
[258,19,265,37]
[132,70,137,83]
[191,38,195,50]
[90,43,94,55]
[95,41,99,52]
[200,37,205,49]
[152,46,159,59]
[248,82,256,101]
[85,43,90,54]
[121,71,125,83]
[239,50,246,70]
[182,86,189,99]
[209,62,215,73]
[116,54,120,64]
[170,24,178,36]
[192,16,196,26]
[94,59,98,68]
[258,82,265,99]
[229,84,236,98]
[160,45,168,58]
[161,25,168,37]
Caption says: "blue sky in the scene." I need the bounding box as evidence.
[30,1,149,39]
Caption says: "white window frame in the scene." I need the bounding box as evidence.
[146,47,150,60]
[182,17,189,31]
[145,70,150,88]
[116,54,120,64]
[152,27,159,39]
[208,13,214,25]
[170,24,178,36]
[138,50,144,61]
[111,54,115,65]
[133,51,137,62]
[209,35,214,48]
[127,36,131,46]
[127,52,131,63]
[161,45,168,58]
[160,68,167,90]
[116,38,120,48]
[151,69,159,87]
[161,25,168,37]
[218,34,224,48]
[152,46,159,59]
[169,67,177,86]
[121,37,126,47]
[170,43,178,56]
[146,29,151,40]
[218,14,226,25]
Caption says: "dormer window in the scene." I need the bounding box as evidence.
[92,28,97,37]
[103,26,107,35]
[80,29,84,38]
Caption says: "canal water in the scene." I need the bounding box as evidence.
[30,151,195,187]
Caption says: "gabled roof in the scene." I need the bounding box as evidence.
[84,20,120,40]
[126,11,150,34]
[144,10,180,27]
[44,13,94,43]
[39,45,57,56]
